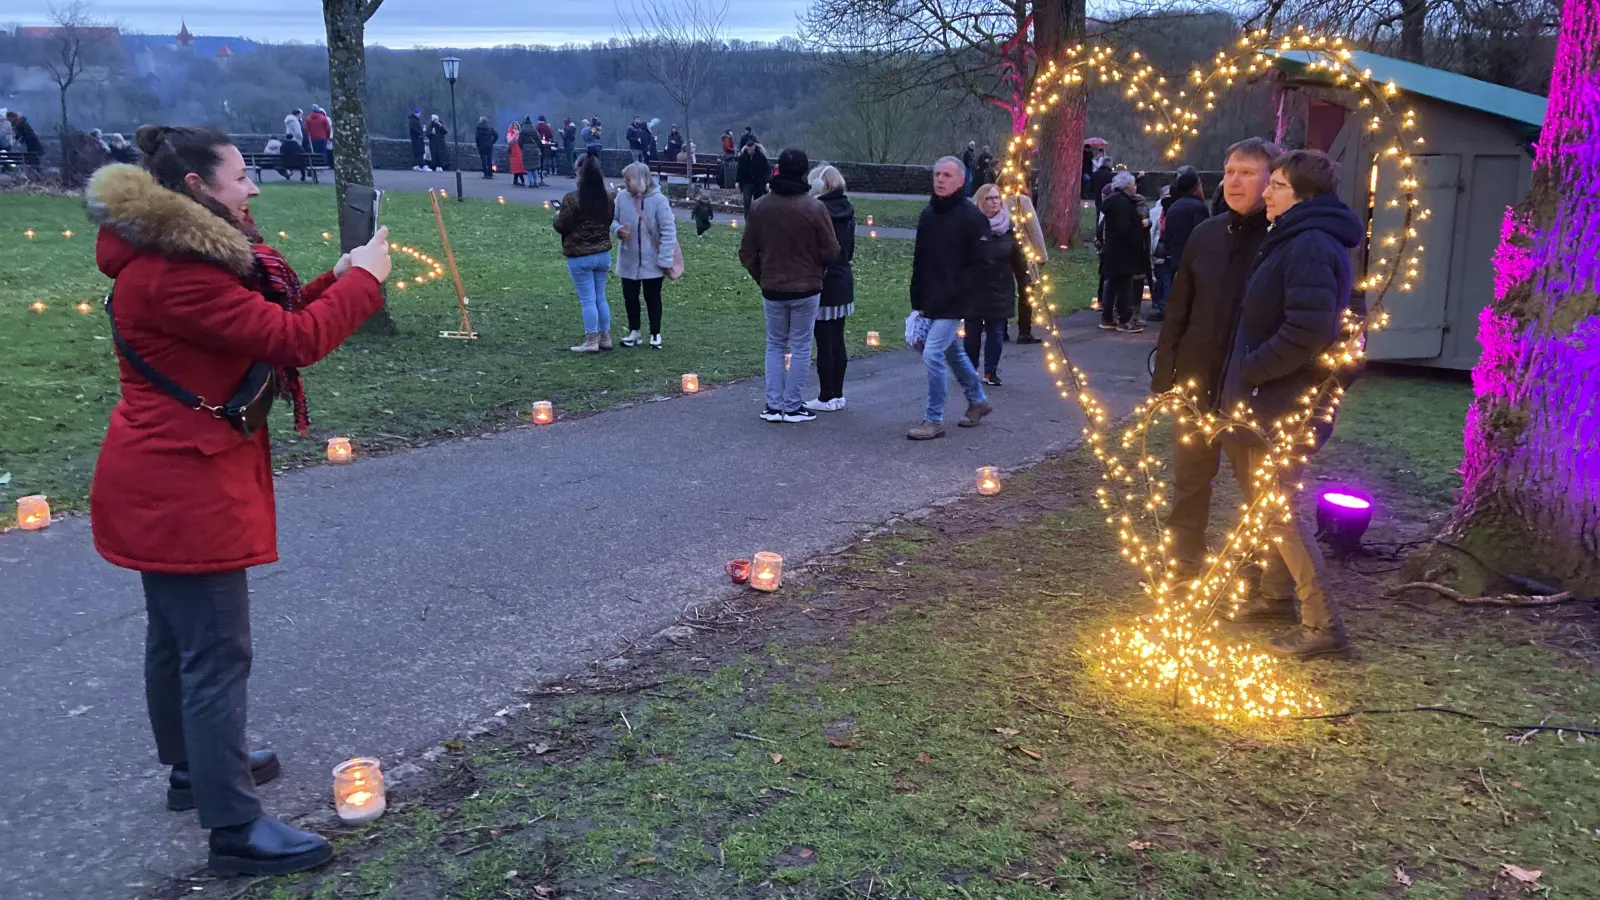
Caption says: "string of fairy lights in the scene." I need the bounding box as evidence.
[1003,27,1428,722]
[19,228,443,313]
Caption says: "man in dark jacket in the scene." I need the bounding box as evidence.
[1099,171,1147,332]
[1152,137,1277,585]
[5,112,43,162]
[739,126,757,149]
[1149,168,1208,322]
[626,116,648,162]
[474,117,497,178]
[407,109,427,170]
[1219,149,1362,661]
[739,148,841,423]
[425,115,450,170]
[736,142,769,213]
[561,117,577,173]
[907,156,993,440]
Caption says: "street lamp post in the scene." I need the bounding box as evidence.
[441,56,464,202]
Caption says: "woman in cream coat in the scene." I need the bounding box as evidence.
[1007,192,1049,342]
[611,162,679,348]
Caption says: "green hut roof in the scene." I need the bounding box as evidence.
[1269,49,1546,128]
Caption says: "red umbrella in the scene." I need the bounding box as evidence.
[1083,136,1110,147]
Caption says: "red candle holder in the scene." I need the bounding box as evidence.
[724,559,751,584]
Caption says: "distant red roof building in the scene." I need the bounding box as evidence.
[215,43,233,58]
[177,20,194,47]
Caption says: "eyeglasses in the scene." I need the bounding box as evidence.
[1266,178,1295,192]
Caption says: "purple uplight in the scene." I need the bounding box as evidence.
[1322,492,1372,511]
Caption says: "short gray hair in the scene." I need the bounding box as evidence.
[1110,171,1136,192]
[935,155,964,173]
[622,161,656,195]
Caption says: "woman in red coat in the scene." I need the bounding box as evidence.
[86,125,392,878]
[507,121,526,186]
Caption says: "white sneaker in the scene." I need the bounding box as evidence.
[620,330,642,347]
[423,165,433,172]
[649,334,662,349]
[830,397,847,410]
[412,165,424,172]
[803,399,832,412]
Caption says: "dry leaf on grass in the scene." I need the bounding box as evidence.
[505,870,519,880]
[826,737,854,749]
[1015,746,1043,760]
[630,856,657,866]
[915,751,934,765]
[530,742,553,755]
[994,727,1020,736]
[1500,864,1542,884]
[799,848,814,858]
[770,752,783,764]
[533,887,554,898]
[1394,865,1412,886]
[649,793,666,802]
[1127,841,1153,851]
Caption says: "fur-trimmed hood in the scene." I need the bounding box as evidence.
[86,164,256,278]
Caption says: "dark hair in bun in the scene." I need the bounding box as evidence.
[135,124,234,193]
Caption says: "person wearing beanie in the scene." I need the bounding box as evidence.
[407,108,427,170]
[1149,166,1208,322]
[738,148,841,423]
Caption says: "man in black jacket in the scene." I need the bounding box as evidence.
[1099,171,1147,332]
[907,156,993,440]
[1151,137,1277,583]
[627,117,648,163]
[474,117,497,178]
[1219,149,1362,660]
[1149,169,1209,322]
[407,109,427,170]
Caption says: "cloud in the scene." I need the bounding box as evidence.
[6,0,807,47]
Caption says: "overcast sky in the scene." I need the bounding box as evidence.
[6,0,811,47]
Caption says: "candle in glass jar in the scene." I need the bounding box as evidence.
[866,331,880,348]
[977,466,1002,496]
[681,373,700,393]
[750,551,783,592]
[865,215,874,225]
[531,401,554,425]
[327,437,353,464]
[16,495,51,530]
[869,230,877,239]
[332,757,386,824]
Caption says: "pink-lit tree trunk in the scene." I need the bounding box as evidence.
[1031,0,1088,249]
[1450,0,1600,591]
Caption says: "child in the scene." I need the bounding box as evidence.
[692,194,714,236]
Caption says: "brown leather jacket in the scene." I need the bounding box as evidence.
[737,176,840,298]
[553,191,614,258]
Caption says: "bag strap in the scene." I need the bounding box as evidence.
[103,292,228,417]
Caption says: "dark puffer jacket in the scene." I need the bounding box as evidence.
[911,192,988,320]
[969,225,1029,321]
[552,191,615,258]
[1219,194,1363,432]
[1100,188,1148,279]
[1151,208,1269,410]
[817,188,855,312]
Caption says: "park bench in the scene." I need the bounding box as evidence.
[646,157,723,188]
[0,150,43,180]
[241,152,332,184]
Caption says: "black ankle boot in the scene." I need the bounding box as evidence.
[1267,626,1353,661]
[209,816,333,877]
[169,750,281,811]
[1228,594,1296,624]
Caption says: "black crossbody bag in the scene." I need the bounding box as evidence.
[104,293,277,437]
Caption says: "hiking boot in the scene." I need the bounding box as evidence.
[958,401,993,427]
[569,333,601,353]
[1099,320,1117,331]
[907,420,945,440]
[598,331,614,351]
[982,371,1002,387]
[1266,626,1352,661]
[1117,321,1146,334]
[1230,594,1296,623]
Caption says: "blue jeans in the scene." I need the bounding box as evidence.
[963,317,1006,375]
[763,296,819,412]
[923,318,987,424]
[566,252,612,334]
[1151,260,1174,314]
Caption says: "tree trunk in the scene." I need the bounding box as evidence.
[324,0,395,335]
[1446,0,1600,592]
[1399,0,1427,63]
[1030,0,1088,249]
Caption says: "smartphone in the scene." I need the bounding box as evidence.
[372,189,384,232]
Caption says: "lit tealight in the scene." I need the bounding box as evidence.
[321,231,332,240]
[681,373,700,393]
[531,401,554,425]
[76,302,93,314]
[750,551,783,592]
[498,196,505,204]
[870,230,877,239]
[16,495,51,530]
[24,229,35,239]
[28,301,46,313]
[61,230,73,239]
[977,466,1001,496]
[731,219,738,229]
[866,331,880,348]
[278,231,287,239]
[327,437,353,463]
[865,215,874,225]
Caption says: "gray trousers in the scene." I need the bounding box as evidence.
[143,570,263,828]
[1238,448,1346,634]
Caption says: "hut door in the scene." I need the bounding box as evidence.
[1366,154,1460,361]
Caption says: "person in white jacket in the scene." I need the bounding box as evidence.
[283,110,304,144]
[611,162,680,348]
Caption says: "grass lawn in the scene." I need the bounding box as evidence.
[0,186,1097,522]
[208,363,1592,900]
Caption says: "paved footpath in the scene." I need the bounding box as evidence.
[0,313,1155,899]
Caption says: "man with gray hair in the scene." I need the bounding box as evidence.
[907,155,992,440]
[1099,170,1147,332]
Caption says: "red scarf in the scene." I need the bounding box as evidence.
[250,244,312,435]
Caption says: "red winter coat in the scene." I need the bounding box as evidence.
[85,164,385,574]
[305,110,332,142]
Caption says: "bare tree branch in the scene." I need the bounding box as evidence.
[617,0,729,150]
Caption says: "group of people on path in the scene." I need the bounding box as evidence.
[260,107,332,181]
[74,114,1364,887]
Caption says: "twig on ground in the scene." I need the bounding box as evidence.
[454,841,494,856]
[1478,767,1513,825]
[225,876,268,900]
[1017,695,1076,723]
[1298,705,1600,736]
[1387,581,1579,607]
[619,711,632,734]
[444,813,547,837]
[1292,800,1317,827]
[732,731,777,744]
